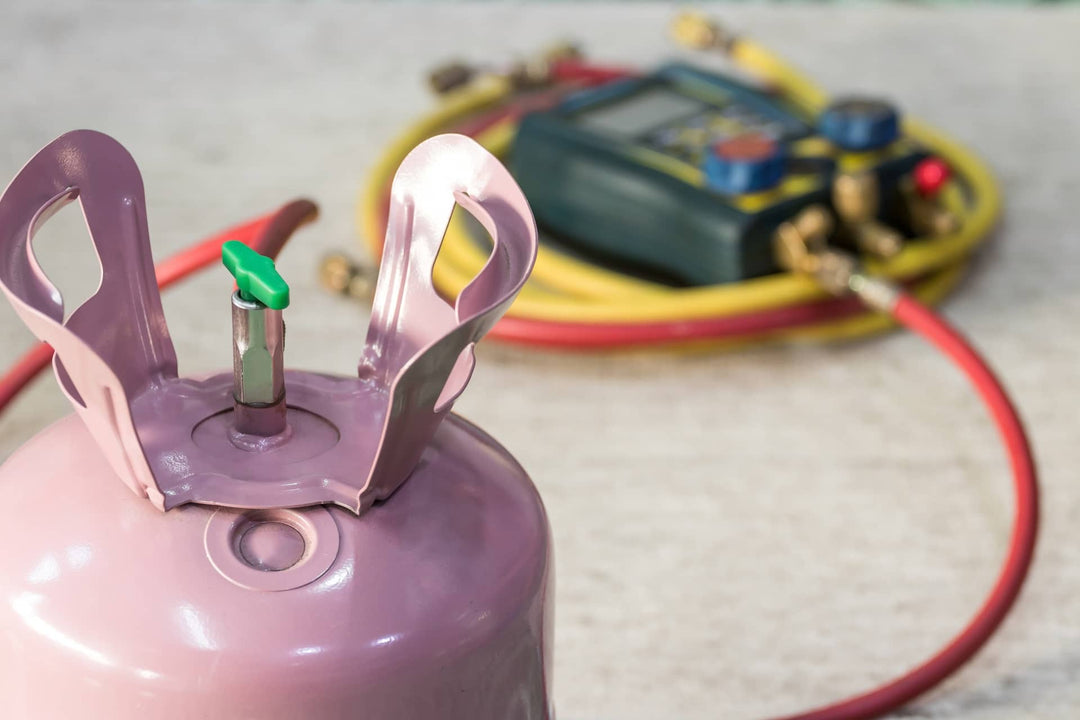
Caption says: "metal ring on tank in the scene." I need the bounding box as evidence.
[204,505,341,592]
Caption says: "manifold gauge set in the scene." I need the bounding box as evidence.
[0,13,1037,720]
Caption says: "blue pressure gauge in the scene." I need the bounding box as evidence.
[703,133,786,195]
[818,97,901,152]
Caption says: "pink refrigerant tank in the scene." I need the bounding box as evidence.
[0,131,551,718]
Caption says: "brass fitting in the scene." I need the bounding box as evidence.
[430,41,581,96]
[832,172,878,224]
[852,221,903,259]
[670,12,736,53]
[774,205,901,309]
[507,58,552,90]
[832,172,904,259]
[319,253,377,301]
[541,41,583,66]
[428,61,477,96]
[508,41,583,89]
[773,205,832,271]
[902,178,961,236]
[773,205,857,296]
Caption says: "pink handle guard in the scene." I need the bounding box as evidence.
[0,130,537,514]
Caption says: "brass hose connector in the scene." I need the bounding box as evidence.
[774,206,853,296]
[902,178,961,237]
[319,253,377,301]
[430,41,582,96]
[774,205,901,310]
[670,12,736,53]
[428,62,478,96]
[773,205,832,269]
[508,41,583,89]
[832,172,904,259]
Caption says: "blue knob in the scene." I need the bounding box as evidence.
[703,133,785,195]
[818,98,900,152]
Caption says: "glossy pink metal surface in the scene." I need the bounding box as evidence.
[0,413,553,719]
[0,131,537,514]
[0,131,552,718]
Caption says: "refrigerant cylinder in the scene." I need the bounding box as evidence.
[0,130,551,720]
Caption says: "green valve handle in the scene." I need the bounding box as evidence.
[222,240,290,309]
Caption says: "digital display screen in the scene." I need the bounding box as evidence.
[576,87,705,137]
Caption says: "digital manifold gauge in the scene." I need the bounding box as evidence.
[511,63,923,286]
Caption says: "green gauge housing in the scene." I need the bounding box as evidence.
[509,63,925,286]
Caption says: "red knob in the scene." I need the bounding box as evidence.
[913,157,951,198]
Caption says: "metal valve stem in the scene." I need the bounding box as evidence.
[232,291,287,436]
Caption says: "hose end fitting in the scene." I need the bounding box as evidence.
[848,272,901,312]
[320,253,377,301]
[428,62,478,96]
[774,205,901,307]
[508,42,583,89]
[670,12,736,53]
[833,172,905,260]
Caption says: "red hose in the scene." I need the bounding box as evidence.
[0,342,52,411]
[497,291,1039,719]
[356,60,1041,719]
[549,59,638,84]
[771,293,1038,720]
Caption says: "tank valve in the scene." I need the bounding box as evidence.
[222,241,290,437]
